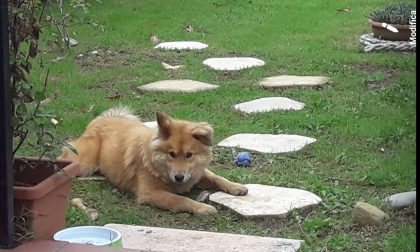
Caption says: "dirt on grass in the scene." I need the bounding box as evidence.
[349,63,399,91]
[75,48,183,72]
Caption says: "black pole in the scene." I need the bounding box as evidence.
[0,0,15,248]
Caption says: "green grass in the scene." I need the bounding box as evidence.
[22,0,416,250]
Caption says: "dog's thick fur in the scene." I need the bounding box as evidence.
[59,107,248,215]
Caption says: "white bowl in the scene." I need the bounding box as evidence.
[54,226,122,247]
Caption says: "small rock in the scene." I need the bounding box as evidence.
[150,34,159,44]
[352,202,389,226]
[196,191,210,203]
[86,208,99,221]
[385,191,416,208]
[91,50,99,55]
[76,53,84,59]
[62,37,78,47]
[50,118,59,126]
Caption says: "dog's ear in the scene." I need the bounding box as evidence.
[191,123,213,146]
[156,112,172,138]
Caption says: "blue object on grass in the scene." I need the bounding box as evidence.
[235,152,252,167]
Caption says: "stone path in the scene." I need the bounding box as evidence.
[203,57,265,70]
[111,40,331,250]
[154,41,208,50]
[209,184,322,217]
[137,79,218,93]
[260,75,330,88]
[234,97,305,113]
[105,224,303,252]
[218,133,316,153]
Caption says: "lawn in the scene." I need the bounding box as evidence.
[22,0,416,251]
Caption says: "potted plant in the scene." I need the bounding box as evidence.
[6,0,80,245]
[367,3,416,41]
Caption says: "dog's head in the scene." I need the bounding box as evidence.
[150,112,213,183]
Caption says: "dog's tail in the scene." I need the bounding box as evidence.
[98,106,138,121]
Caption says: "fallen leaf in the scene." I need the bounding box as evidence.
[150,34,159,44]
[184,25,194,33]
[336,7,350,13]
[161,62,184,70]
[50,56,64,63]
[87,104,94,113]
[40,97,53,105]
[106,93,122,100]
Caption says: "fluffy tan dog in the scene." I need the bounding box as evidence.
[59,107,248,215]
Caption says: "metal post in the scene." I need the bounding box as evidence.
[0,0,15,248]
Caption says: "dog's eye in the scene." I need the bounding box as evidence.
[169,151,176,158]
[185,152,193,159]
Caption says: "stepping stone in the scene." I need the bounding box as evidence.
[154,41,208,50]
[137,80,218,93]
[105,224,303,252]
[218,133,316,153]
[142,121,157,128]
[385,191,416,208]
[234,97,305,113]
[260,75,330,88]
[209,184,322,218]
[203,57,265,71]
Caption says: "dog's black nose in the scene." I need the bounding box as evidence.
[174,174,184,182]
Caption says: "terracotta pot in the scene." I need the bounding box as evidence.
[368,18,411,41]
[13,157,80,241]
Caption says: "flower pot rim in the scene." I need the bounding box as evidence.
[13,157,80,200]
[367,18,410,29]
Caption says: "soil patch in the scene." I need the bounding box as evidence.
[349,63,399,90]
[75,48,183,72]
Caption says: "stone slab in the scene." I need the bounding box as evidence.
[209,184,322,217]
[203,57,265,71]
[105,224,303,252]
[217,133,316,153]
[234,97,305,113]
[154,41,208,50]
[260,75,330,88]
[4,240,141,252]
[137,80,218,93]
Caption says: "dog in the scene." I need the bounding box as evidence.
[59,107,248,215]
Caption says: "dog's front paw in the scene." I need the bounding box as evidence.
[193,203,218,215]
[227,183,248,196]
